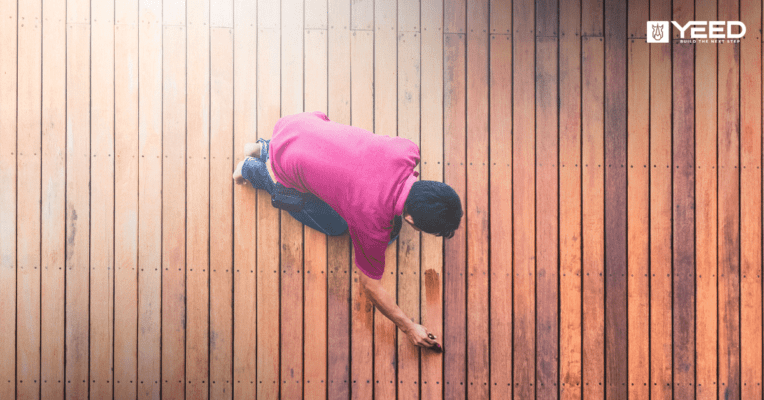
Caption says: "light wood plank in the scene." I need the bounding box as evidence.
[90,0,115,397]
[17,0,42,396]
[138,0,163,397]
[41,0,67,398]
[186,0,211,399]
[232,1,256,398]
[211,26,235,400]
[114,20,140,400]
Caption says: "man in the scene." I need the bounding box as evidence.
[233,111,462,351]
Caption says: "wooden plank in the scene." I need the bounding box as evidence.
[90,0,115,397]
[421,0,445,397]
[327,236,350,400]
[604,0,627,396]
[211,27,234,400]
[303,26,329,400]
[349,28,374,400]
[16,0,42,396]
[327,0,351,398]
[581,35,604,400]
[581,0,602,36]
[280,0,304,397]
[672,41,695,399]
[66,16,91,400]
[186,0,210,399]
[694,0,717,398]
[443,32,466,400]
[444,0,465,33]
[558,0,581,397]
[351,0,372,30]
[626,37,649,398]
[162,21,187,400]
[740,0,763,395]
[649,4,672,395]
[397,29,422,400]
[211,0,233,27]
[535,34,558,399]
[628,0,648,38]
[399,0,420,31]
[138,0,163,397]
[374,0,398,398]
[256,1,281,393]
[717,0,741,396]
[512,0,534,396]
[41,0,67,397]
[232,0,256,398]
[466,0,490,397]
[114,19,139,400]
[0,0,16,396]
[490,0,510,34]
[306,0,328,29]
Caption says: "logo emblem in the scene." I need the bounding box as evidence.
[647,21,670,43]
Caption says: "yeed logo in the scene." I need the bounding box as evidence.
[647,21,746,43]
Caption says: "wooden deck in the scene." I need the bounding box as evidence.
[0,0,762,398]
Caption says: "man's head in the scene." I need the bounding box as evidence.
[402,180,463,239]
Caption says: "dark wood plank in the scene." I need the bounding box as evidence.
[89,0,115,397]
[512,1,534,398]
[627,37,649,398]
[0,0,16,394]
[466,0,490,397]
[740,0,763,395]
[186,0,211,398]
[41,0,67,397]
[422,0,445,397]
[535,0,558,396]
[672,40,695,399]
[66,11,91,399]
[137,0,162,396]
[16,0,42,396]
[280,0,305,397]
[161,21,187,400]
[558,0,581,397]
[604,0,627,396]
[350,20,374,400]
[114,5,139,398]
[693,1,718,398]
[232,1,256,398]
[717,0,741,396]
[628,0,648,38]
[581,34,604,400]
[649,12,672,400]
[443,32,467,400]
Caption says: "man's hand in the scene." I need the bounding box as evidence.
[402,323,442,352]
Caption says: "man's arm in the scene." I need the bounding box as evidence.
[358,270,441,350]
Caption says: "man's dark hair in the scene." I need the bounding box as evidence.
[403,180,463,239]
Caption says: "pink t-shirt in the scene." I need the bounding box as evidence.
[269,111,420,279]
